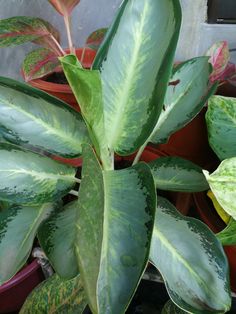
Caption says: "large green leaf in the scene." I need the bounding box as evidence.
[22,48,59,82]
[60,55,111,169]
[0,77,89,158]
[206,96,236,160]
[38,200,79,279]
[100,0,181,155]
[76,144,156,314]
[20,273,87,314]
[148,156,209,192]
[92,0,129,70]
[203,158,236,220]
[217,218,236,246]
[150,57,215,144]
[0,203,53,284]
[150,197,231,314]
[0,144,76,205]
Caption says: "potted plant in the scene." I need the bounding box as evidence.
[192,94,236,294]
[0,0,233,313]
[0,0,106,109]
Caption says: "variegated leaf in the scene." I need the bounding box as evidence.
[0,203,53,284]
[203,158,236,220]
[206,96,236,160]
[100,0,181,155]
[85,28,107,51]
[0,77,89,158]
[0,144,76,205]
[38,200,79,279]
[150,57,214,144]
[150,197,231,314]
[20,274,87,314]
[22,48,59,81]
[48,0,80,16]
[0,16,60,54]
[92,0,129,70]
[148,156,209,192]
[217,218,236,246]
[75,144,156,314]
[60,55,112,169]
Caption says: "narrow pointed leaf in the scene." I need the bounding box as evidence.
[206,96,236,160]
[0,203,53,284]
[149,156,209,192]
[92,0,129,70]
[60,55,111,168]
[0,16,59,48]
[0,144,76,205]
[151,57,215,144]
[100,0,181,155]
[76,144,156,314]
[203,158,236,220]
[217,218,236,246]
[48,0,80,16]
[38,200,79,279]
[86,28,107,51]
[22,48,59,82]
[150,197,231,314]
[20,274,87,314]
[162,300,188,314]
[0,77,89,158]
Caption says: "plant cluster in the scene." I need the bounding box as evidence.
[0,0,233,313]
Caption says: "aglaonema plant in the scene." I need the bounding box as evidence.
[0,0,232,313]
[203,95,236,247]
[0,0,106,81]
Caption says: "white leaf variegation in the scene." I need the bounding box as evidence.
[203,158,236,220]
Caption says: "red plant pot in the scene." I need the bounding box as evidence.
[29,48,96,110]
[193,192,236,293]
[0,260,45,313]
[217,82,236,98]
[155,108,217,167]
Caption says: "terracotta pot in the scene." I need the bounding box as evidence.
[193,191,236,293]
[217,82,236,98]
[29,47,96,110]
[155,107,217,167]
[0,259,45,313]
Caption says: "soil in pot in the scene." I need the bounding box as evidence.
[29,48,96,111]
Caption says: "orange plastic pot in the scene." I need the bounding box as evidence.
[29,48,96,110]
[0,260,44,313]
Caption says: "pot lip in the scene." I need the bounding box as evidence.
[28,47,96,94]
[0,259,41,293]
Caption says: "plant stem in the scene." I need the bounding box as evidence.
[75,178,81,183]
[64,13,75,54]
[81,46,86,66]
[49,35,66,56]
[69,190,79,197]
[132,141,148,166]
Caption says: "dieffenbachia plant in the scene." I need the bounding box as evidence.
[0,0,232,313]
[0,0,106,81]
[204,95,236,247]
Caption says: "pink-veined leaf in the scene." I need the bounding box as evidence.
[206,41,230,82]
[0,16,60,49]
[21,48,60,81]
[85,28,107,51]
[48,0,80,16]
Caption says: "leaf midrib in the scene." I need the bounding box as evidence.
[153,227,226,305]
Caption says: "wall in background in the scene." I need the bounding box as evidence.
[1,0,236,80]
